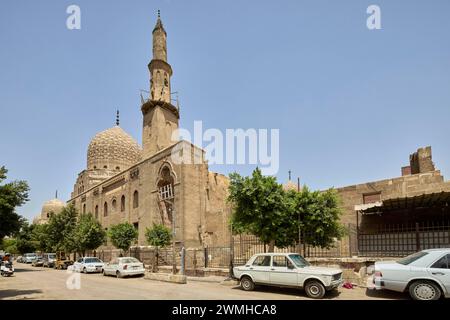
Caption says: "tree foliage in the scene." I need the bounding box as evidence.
[228,168,344,251]
[72,213,106,255]
[46,204,78,252]
[108,222,138,253]
[145,223,172,248]
[0,166,29,239]
[228,168,292,249]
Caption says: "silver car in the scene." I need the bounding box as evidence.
[73,257,104,273]
[23,253,37,264]
[102,257,145,278]
[371,248,450,300]
[233,253,343,299]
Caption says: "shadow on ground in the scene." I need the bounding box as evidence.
[365,288,409,300]
[0,289,43,300]
[12,267,45,273]
[231,285,342,299]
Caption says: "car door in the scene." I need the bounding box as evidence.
[428,253,450,295]
[248,255,271,284]
[74,258,83,272]
[106,259,118,275]
[269,255,298,286]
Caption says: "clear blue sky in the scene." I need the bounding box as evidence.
[1,0,449,221]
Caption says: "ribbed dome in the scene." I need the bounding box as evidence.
[283,180,299,192]
[87,126,141,171]
[41,198,65,218]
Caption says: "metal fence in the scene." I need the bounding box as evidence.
[358,220,450,257]
[204,224,358,268]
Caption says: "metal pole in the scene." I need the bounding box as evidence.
[228,222,234,279]
[180,246,185,276]
[171,205,177,274]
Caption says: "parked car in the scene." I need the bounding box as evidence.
[23,253,37,264]
[53,252,74,270]
[102,257,145,278]
[31,256,44,267]
[233,253,343,299]
[42,253,56,268]
[371,248,450,300]
[73,257,104,273]
[15,256,23,263]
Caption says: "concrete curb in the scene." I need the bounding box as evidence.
[145,272,187,284]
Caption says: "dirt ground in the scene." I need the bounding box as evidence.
[0,263,408,300]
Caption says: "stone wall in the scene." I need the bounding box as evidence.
[338,171,450,226]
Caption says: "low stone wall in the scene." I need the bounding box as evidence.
[306,257,393,286]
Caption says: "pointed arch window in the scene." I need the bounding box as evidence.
[133,190,139,208]
[104,202,108,217]
[121,195,125,212]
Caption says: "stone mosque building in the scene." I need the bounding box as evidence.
[35,14,231,249]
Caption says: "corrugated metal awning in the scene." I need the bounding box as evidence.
[356,191,450,215]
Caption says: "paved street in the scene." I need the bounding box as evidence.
[0,263,407,300]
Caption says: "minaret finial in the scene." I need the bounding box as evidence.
[157,9,160,18]
[55,190,58,199]
[288,170,292,181]
[116,110,120,126]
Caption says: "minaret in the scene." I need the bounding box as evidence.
[141,11,180,159]
[149,10,172,103]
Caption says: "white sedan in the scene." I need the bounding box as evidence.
[102,257,145,278]
[233,253,343,299]
[371,248,450,300]
[73,257,104,273]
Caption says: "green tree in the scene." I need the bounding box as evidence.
[228,168,345,252]
[15,223,38,254]
[228,168,292,251]
[46,204,78,253]
[108,222,138,255]
[145,223,172,270]
[0,166,29,240]
[31,224,53,253]
[294,187,345,248]
[72,213,106,256]
[4,238,18,254]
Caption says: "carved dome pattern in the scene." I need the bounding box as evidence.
[87,126,142,171]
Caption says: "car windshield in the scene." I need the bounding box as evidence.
[288,254,310,267]
[85,258,101,263]
[48,254,55,259]
[397,251,429,265]
[120,258,139,264]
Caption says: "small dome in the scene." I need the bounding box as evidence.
[283,180,299,192]
[41,198,65,219]
[87,126,141,171]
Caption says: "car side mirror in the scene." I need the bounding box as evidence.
[288,264,295,269]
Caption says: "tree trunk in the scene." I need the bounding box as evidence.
[268,240,275,253]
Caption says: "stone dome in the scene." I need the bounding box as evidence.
[283,180,299,192]
[87,126,142,171]
[41,198,65,219]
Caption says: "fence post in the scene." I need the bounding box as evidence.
[204,247,208,268]
[415,222,420,252]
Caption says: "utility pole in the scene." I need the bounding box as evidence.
[171,205,177,274]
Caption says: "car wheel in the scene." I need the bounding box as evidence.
[83,267,87,274]
[102,269,106,276]
[409,281,441,300]
[304,280,326,299]
[240,276,255,291]
[116,271,122,279]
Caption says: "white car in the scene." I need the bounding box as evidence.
[233,253,343,299]
[102,257,145,278]
[73,257,104,273]
[372,248,450,300]
[23,253,37,264]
